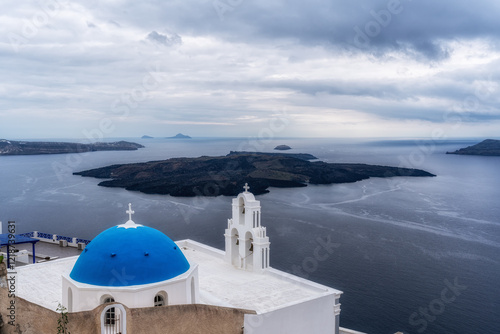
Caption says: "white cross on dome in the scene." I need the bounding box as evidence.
[118,203,143,229]
[126,203,135,221]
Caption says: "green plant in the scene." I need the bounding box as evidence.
[56,303,71,334]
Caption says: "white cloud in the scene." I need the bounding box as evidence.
[1,0,500,139]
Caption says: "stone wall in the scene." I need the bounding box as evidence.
[0,287,99,334]
[127,304,254,334]
[1,286,254,334]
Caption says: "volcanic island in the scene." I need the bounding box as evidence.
[73,151,435,197]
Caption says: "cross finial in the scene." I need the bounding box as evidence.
[118,203,142,229]
[126,203,135,221]
[243,183,250,193]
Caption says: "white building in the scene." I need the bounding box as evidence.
[10,185,346,334]
[224,183,270,272]
[62,204,199,314]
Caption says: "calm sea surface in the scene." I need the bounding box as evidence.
[1,137,499,334]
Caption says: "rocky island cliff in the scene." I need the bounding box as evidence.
[74,152,435,197]
[446,139,500,156]
[0,139,144,156]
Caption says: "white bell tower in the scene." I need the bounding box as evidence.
[224,183,270,273]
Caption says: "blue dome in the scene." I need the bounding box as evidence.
[70,223,190,286]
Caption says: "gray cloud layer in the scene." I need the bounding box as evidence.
[1,0,499,138]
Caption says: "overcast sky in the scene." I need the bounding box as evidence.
[1,0,500,139]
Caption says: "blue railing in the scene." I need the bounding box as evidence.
[18,232,91,245]
[76,238,91,245]
[57,235,73,243]
[37,232,53,239]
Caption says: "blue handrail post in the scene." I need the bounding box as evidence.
[32,242,36,264]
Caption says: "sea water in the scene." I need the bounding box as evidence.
[0,137,499,334]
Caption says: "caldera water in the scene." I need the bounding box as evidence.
[0,137,498,334]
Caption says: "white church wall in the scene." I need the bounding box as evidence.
[63,264,199,312]
[62,276,98,312]
[243,294,336,334]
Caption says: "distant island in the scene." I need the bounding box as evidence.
[141,134,191,139]
[228,151,317,161]
[274,145,291,151]
[74,152,435,197]
[166,133,191,139]
[446,139,500,156]
[0,139,144,156]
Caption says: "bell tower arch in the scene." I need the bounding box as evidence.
[225,184,270,273]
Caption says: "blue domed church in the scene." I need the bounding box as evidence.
[5,186,348,334]
[62,204,199,313]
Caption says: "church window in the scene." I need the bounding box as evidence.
[154,293,166,307]
[102,296,114,304]
[102,296,115,325]
[154,292,168,306]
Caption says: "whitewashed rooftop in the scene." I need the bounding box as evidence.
[15,240,341,314]
[178,240,340,314]
[16,256,77,311]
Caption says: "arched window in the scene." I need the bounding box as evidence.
[100,304,126,334]
[101,295,115,304]
[102,296,115,325]
[154,294,165,307]
[154,292,168,307]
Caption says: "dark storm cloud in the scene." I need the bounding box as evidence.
[112,0,500,60]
